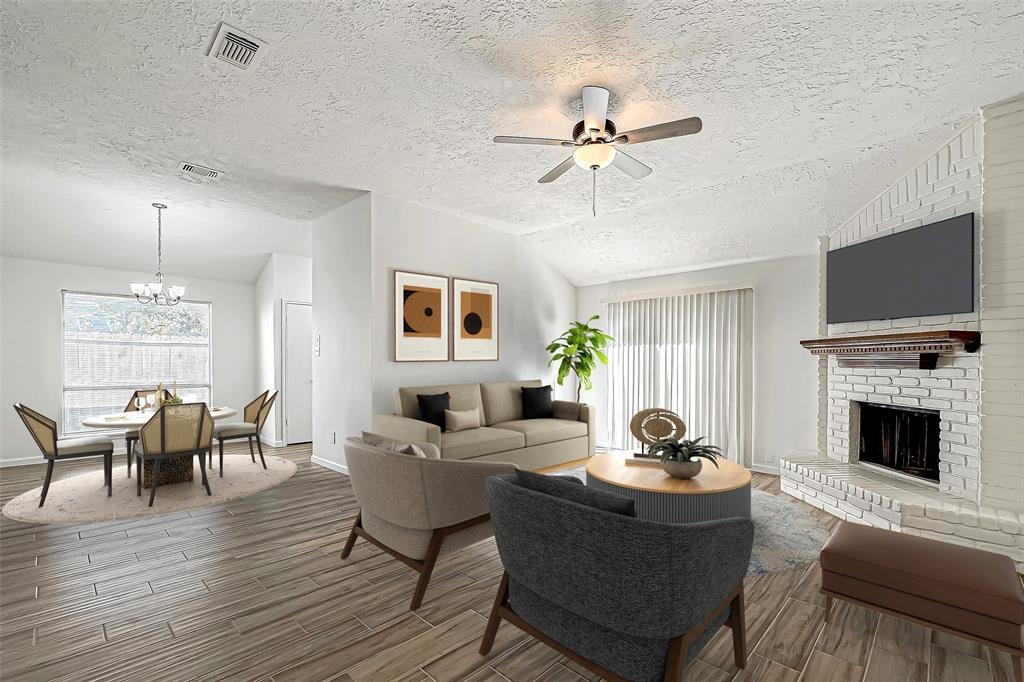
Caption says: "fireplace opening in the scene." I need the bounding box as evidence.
[856,402,940,482]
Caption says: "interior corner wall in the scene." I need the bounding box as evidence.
[368,194,577,413]
[0,256,258,465]
[311,195,373,470]
[575,255,821,470]
[256,253,312,446]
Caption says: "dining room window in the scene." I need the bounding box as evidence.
[61,291,212,436]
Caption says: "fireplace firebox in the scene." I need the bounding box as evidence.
[856,402,940,482]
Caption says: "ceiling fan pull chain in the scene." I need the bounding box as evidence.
[592,168,596,217]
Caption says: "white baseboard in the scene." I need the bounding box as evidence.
[0,455,54,468]
[311,455,348,475]
[750,462,780,475]
[261,438,285,448]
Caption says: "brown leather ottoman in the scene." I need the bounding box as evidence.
[820,521,1024,680]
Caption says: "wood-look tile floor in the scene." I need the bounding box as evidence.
[0,444,1011,681]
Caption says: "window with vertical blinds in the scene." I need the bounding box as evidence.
[62,292,212,436]
[606,288,754,465]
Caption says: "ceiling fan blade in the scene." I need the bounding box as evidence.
[611,149,652,180]
[494,135,575,147]
[582,86,610,140]
[538,157,576,184]
[613,116,702,145]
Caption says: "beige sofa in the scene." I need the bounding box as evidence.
[372,380,595,470]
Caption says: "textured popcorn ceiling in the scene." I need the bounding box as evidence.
[1,1,1021,284]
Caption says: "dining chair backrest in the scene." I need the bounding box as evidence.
[256,391,278,430]
[13,403,57,456]
[125,389,172,412]
[243,390,270,424]
[141,403,212,456]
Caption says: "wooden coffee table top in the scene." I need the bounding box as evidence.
[586,452,751,495]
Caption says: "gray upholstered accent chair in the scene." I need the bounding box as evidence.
[13,403,114,506]
[123,388,171,478]
[481,474,754,682]
[212,390,273,476]
[341,436,517,609]
[135,403,214,507]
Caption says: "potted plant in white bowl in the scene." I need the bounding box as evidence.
[648,436,724,479]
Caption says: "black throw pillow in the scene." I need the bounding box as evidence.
[416,392,450,432]
[514,469,635,517]
[521,385,554,420]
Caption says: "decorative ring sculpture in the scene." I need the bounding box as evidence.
[629,408,686,454]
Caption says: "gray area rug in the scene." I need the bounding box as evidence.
[552,466,830,575]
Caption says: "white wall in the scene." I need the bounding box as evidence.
[1,256,258,465]
[369,194,577,412]
[576,255,820,469]
[255,253,312,445]
[311,195,373,471]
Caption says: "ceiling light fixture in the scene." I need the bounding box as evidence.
[130,203,186,306]
[573,142,616,170]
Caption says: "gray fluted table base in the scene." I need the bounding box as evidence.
[587,474,752,524]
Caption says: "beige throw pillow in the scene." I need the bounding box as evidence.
[445,408,480,433]
[361,431,430,458]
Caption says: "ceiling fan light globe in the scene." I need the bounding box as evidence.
[573,144,616,170]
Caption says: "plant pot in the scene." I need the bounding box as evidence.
[662,459,702,479]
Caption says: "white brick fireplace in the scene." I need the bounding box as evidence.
[782,95,1024,565]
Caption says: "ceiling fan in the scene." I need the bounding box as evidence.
[493,85,702,187]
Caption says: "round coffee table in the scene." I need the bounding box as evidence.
[586,452,752,523]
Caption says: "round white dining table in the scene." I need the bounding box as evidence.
[81,406,238,429]
[82,407,239,488]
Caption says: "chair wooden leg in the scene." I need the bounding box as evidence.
[480,572,509,655]
[341,513,361,559]
[126,439,133,477]
[1014,655,1023,682]
[410,530,445,610]
[137,457,143,496]
[218,440,224,477]
[256,437,267,469]
[248,436,255,463]
[148,460,160,507]
[39,459,55,507]
[198,454,212,496]
[729,589,747,668]
[663,634,687,681]
[106,453,113,497]
[824,593,833,623]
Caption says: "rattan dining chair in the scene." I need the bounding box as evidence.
[134,403,213,507]
[13,403,114,507]
[123,388,171,478]
[212,390,276,476]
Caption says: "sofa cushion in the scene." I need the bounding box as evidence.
[493,419,588,447]
[440,427,525,460]
[514,469,634,517]
[521,385,554,419]
[416,393,450,432]
[480,380,542,425]
[821,521,1024,628]
[395,383,482,419]
[445,408,480,433]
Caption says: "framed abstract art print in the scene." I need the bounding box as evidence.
[394,270,449,362]
[452,278,498,361]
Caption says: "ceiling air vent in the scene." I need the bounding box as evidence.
[208,23,266,71]
[177,162,223,183]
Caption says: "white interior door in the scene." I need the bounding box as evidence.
[284,302,313,444]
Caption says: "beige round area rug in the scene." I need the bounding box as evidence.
[3,455,297,524]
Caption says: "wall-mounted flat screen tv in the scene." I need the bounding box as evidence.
[827,213,974,324]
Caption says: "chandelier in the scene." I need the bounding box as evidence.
[130,203,186,306]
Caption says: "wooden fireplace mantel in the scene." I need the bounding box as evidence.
[800,330,981,369]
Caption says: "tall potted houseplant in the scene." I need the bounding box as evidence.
[546,315,612,402]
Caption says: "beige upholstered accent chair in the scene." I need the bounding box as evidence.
[13,403,114,506]
[212,390,274,476]
[123,388,171,478]
[135,403,214,507]
[342,436,517,609]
